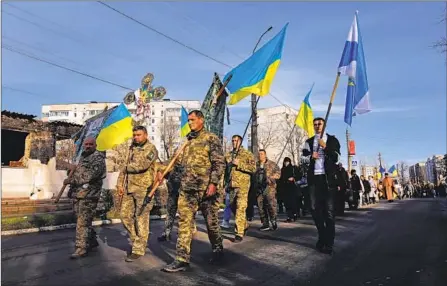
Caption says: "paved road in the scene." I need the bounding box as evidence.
[2,198,446,286]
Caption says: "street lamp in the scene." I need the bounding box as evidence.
[250,26,273,159]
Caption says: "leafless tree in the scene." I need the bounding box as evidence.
[276,120,307,166]
[398,161,410,183]
[159,115,181,160]
[55,139,76,170]
[432,5,447,55]
[222,133,233,154]
[258,120,281,152]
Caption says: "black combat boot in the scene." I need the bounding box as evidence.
[259,224,270,231]
[209,251,224,264]
[162,260,190,273]
[271,221,278,231]
[234,235,243,243]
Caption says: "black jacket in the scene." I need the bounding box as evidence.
[337,167,349,190]
[302,134,341,187]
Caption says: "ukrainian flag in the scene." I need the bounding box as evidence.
[96,103,133,151]
[294,83,315,138]
[388,165,398,177]
[180,106,191,137]
[223,23,289,105]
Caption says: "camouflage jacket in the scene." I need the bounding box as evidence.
[68,150,106,199]
[117,140,162,194]
[224,147,256,189]
[256,159,281,189]
[176,128,225,192]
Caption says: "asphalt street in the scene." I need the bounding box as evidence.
[2,198,446,286]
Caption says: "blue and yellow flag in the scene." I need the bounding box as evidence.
[96,103,133,151]
[294,83,315,138]
[223,23,289,105]
[388,165,398,177]
[180,106,191,137]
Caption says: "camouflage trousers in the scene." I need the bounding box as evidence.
[229,186,250,237]
[73,198,98,251]
[163,190,197,237]
[163,190,179,236]
[257,187,277,225]
[176,190,223,263]
[120,192,154,256]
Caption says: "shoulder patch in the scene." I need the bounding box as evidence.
[148,151,155,161]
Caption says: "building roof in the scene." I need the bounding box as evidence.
[1,110,37,120]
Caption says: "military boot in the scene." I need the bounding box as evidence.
[209,251,224,264]
[162,260,190,273]
[125,253,143,262]
[70,248,88,259]
[88,239,99,251]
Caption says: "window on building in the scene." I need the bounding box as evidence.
[152,111,155,115]
[74,113,77,117]
[152,127,155,132]
[161,110,164,116]
[151,136,155,141]
[89,110,96,115]
[152,119,155,124]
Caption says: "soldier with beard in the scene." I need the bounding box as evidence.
[65,137,106,259]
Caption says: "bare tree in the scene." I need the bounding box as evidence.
[432,5,447,55]
[274,120,308,166]
[258,120,280,152]
[55,139,76,170]
[222,134,233,154]
[159,115,181,160]
[398,161,410,184]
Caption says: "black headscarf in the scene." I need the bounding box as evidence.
[281,157,294,182]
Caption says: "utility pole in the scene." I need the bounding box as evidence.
[250,26,273,160]
[378,152,383,168]
[346,128,353,174]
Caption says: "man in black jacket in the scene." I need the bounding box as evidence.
[302,117,341,255]
[335,163,349,216]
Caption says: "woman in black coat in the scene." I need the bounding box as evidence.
[279,157,299,222]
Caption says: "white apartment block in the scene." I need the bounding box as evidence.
[42,99,201,160]
[248,105,306,165]
[425,155,444,184]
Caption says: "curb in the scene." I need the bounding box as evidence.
[2,209,225,236]
[1,215,166,236]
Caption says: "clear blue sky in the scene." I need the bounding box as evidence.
[2,1,446,167]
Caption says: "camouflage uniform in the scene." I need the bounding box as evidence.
[175,129,225,263]
[224,147,256,237]
[117,140,161,256]
[255,159,281,226]
[68,150,106,252]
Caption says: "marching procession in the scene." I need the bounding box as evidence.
[2,2,446,285]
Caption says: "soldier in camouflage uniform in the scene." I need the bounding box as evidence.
[65,137,106,259]
[162,110,225,273]
[224,135,256,242]
[255,149,281,231]
[117,126,163,262]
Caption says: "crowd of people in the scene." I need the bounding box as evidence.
[64,109,446,274]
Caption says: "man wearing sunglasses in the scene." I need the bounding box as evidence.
[302,117,341,255]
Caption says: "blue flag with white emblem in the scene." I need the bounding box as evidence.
[338,12,371,126]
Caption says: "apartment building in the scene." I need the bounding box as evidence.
[42,99,201,160]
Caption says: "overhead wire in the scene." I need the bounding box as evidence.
[2,44,134,91]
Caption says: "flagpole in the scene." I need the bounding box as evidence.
[321,72,341,136]
[276,124,297,165]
